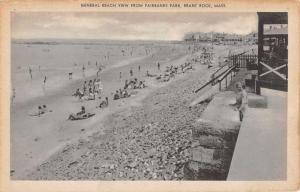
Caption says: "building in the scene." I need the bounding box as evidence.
[256,12,288,93]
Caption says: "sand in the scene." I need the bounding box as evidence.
[10,40,253,180]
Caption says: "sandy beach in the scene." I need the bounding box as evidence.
[11,40,252,180]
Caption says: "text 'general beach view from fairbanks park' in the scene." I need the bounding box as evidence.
[11,12,287,180]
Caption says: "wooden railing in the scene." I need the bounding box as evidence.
[194,52,257,93]
[217,66,237,91]
[194,66,236,93]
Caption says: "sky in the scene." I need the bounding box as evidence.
[11,12,258,40]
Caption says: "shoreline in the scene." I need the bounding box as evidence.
[11,43,249,180]
[10,43,203,179]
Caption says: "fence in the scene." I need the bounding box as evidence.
[194,66,237,93]
[194,53,257,93]
[229,54,258,69]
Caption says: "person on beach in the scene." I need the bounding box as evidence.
[29,67,33,80]
[42,105,47,113]
[119,88,123,98]
[120,72,122,79]
[77,106,86,116]
[96,67,101,77]
[113,90,120,100]
[94,78,102,95]
[38,106,43,116]
[88,80,93,89]
[83,81,87,95]
[88,87,95,100]
[68,106,95,120]
[238,84,248,121]
[42,76,47,94]
[98,97,109,108]
[130,68,133,77]
[123,90,130,98]
[41,105,52,114]
[73,88,83,99]
[138,65,141,72]
[82,65,86,78]
[124,80,129,89]
[232,83,248,121]
[157,62,160,71]
[43,76,47,85]
[138,80,146,89]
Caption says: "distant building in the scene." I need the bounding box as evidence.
[243,32,258,44]
[183,31,257,45]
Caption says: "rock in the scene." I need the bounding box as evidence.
[68,161,78,168]
[197,135,225,149]
[128,161,138,168]
[147,148,156,158]
[110,164,115,170]
[164,174,172,180]
[191,146,214,163]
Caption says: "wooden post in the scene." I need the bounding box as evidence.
[256,13,264,95]
[225,75,228,88]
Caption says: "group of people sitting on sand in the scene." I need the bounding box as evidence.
[124,78,146,90]
[180,62,194,73]
[155,62,194,82]
[73,78,103,101]
[113,78,146,100]
[97,97,109,108]
[30,105,52,117]
[156,65,178,82]
[68,78,147,120]
[113,89,130,100]
[68,96,109,120]
[68,76,147,120]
